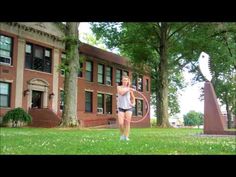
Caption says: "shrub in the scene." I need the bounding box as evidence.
[2,107,32,127]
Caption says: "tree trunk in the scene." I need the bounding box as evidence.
[152,64,161,126]
[60,22,80,127]
[155,88,161,125]
[155,67,161,125]
[225,100,232,129]
[157,23,171,128]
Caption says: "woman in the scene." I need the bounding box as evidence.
[117,75,135,141]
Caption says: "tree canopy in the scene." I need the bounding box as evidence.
[91,22,236,127]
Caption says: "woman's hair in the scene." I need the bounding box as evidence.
[122,75,129,79]
[117,75,130,86]
[122,75,130,87]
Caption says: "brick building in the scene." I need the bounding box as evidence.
[0,22,150,128]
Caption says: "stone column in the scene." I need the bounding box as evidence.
[15,37,25,108]
[52,48,59,113]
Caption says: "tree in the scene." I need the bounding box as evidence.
[151,66,186,118]
[91,22,211,127]
[59,22,80,127]
[215,69,236,129]
[184,111,203,128]
[213,24,236,129]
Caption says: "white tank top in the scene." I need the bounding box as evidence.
[117,86,132,109]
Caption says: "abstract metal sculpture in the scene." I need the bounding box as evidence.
[198,52,212,82]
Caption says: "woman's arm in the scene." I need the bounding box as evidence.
[117,86,130,96]
[130,90,135,107]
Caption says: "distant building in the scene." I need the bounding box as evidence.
[169,117,184,128]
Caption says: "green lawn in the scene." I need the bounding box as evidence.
[0,127,235,155]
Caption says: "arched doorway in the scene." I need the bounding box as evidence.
[27,78,49,109]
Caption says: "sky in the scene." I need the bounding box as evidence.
[79,22,205,119]
[150,70,204,119]
[178,70,204,116]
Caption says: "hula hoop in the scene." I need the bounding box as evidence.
[118,89,150,123]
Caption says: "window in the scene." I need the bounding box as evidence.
[0,35,13,65]
[116,69,130,85]
[106,66,112,86]
[85,91,92,112]
[116,93,119,114]
[116,69,122,84]
[133,99,143,116]
[132,73,137,89]
[0,82,10,107]
[132,99,137,116]
[132,73,143,91]
[97,93,104,114]
[106,94,112,114]
[78,62,83,77]
[25,43,52,73]
[137,99,143,116]
[146,79,149,92]
[86,61,93,82]
[33,46,44,71]
[44,49,51,73]
[25,44,32,69]
[60,53,83,77]
[137,75,143,92]
[97,64,104,84]
[60,53,66,75]
[60,90,64,111]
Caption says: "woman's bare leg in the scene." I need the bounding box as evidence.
[124,111,132,139]
[118,111,125,137]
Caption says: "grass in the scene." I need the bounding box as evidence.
[0,127,235,155]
